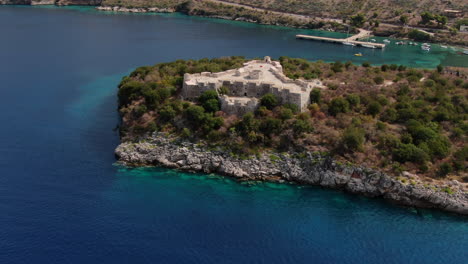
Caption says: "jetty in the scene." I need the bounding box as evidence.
[296,29,386,49]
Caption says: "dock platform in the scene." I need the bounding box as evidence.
[296,31,386,49]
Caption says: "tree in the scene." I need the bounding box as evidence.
[400,15,409,25]
[203,98,220,113]
[236,113,259,136]
[185,105,205,123]
[199,90,218,104]
[310,88,322,104]
[260,93,279,110]
[420,12,434,24]
[434,15,447,27]
[329,97,350,116]
[350,14,366,27]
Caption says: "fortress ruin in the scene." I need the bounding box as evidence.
[181,56,322,116]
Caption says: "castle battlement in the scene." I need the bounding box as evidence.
[182,56,322,114]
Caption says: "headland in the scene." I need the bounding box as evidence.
[115,56,468,214]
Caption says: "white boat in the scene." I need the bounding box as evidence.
[343,41,355,46]
[383,39,391,43]
[362,44,377,49]
[441,45,448,49]
[370,39,376,42]
[464,50,468,55]
[396,41,404,45]
[421,46,430,51]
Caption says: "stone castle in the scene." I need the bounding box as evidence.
[181,57,322,115]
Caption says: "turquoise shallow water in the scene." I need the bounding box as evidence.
[0,5,467,264]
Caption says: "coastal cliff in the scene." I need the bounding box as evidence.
[116,132,468,215]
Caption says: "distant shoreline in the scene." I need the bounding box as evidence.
[2,2,467,47]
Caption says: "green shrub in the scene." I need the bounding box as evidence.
[198,90,218,104]
[427,136,451,159]
[134,105,147,118]
[185,105,206,123]
[393,144,429,164]
[424,79,435,87]
[203,98,220,113]
[346,94,360,107]
[331,61,344,73]
[293,119,313,136]
[341,127,365,152]
[310,88,322,103]
[408,29,431,41]
[260,93,279,110]
[438,163,452,177]
[376,121,387,131]
[279,108,294,120]
[374,76,384,85]
[159,105,176,121]
[283,103,299,114]
[362,62,371,68]
[329,97,350,116]
[381,108,398,122]
[367,101,382,117]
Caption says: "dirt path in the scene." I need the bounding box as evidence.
[204,0,343,24]
[205,0,446,37]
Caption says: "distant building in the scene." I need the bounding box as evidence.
[460,25,468,33]
[444,9,463,18]
[181,57,323,115]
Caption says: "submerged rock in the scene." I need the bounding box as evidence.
[115,132,468,215]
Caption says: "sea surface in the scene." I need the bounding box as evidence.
[0,5,467,264]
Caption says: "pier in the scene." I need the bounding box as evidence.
[296,29,386,49]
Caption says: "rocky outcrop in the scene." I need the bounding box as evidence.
[56,0,101,5]
[96,6,175,13]
[116,133,468,215]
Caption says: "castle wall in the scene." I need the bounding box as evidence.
[220,96,259,116]
[181,57,316,114]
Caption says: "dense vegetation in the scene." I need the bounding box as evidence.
[118,57,467,180]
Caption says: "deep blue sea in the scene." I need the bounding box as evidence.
[0,6,467,264]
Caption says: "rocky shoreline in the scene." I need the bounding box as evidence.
[96,6,175,13]
[116,132,468,215]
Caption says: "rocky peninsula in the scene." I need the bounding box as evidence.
[115,57,467,215]
[116,132,468,215]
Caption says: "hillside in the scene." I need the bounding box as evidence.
[117,57,467,182]
[217,0,467,21]
[98,0,468,44]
